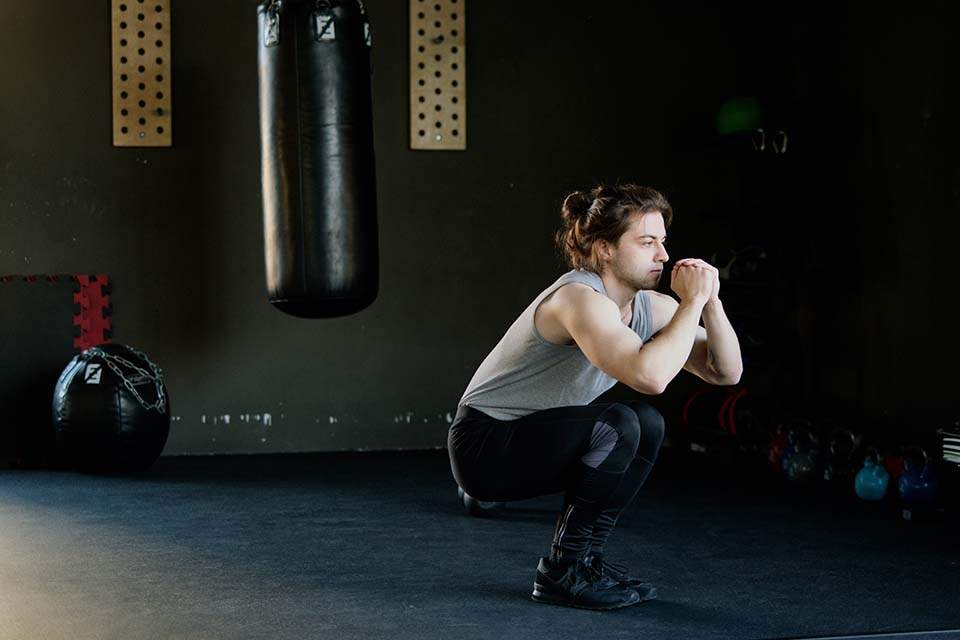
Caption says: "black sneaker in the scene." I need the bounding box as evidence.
[531,557,641,610]
[583,554,658,602]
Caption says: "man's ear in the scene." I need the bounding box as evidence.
[598,240,611,261]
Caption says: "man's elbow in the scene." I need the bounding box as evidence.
[630,372,667,395]
[713,368,743,386]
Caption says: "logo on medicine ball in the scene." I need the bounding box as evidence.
[84,364,103,384]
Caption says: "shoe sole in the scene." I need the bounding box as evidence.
[531,584,642,611]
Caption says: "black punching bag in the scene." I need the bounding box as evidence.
[257,0,379,318]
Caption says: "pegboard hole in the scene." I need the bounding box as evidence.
[121,126,129,133]
[157,126,164,133]
[138,117,146,125]
[452,129,459,136]
[138,99,146,107]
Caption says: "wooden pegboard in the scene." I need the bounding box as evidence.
[111,0,172,147]
[410,0,465,150]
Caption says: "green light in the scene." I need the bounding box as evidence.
[716,97,763,135]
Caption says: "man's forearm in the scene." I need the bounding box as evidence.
[637,298,706,390]
[702,299,743,384]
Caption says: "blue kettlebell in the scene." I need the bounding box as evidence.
[898,447,939,505]
[854,448,889,501]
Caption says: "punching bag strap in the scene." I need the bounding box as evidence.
[264,0,283,47]
[312,1,372,47]
[313,1,338,42]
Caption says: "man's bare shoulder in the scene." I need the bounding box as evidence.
[536,283,615,345]
[546,282,621,317]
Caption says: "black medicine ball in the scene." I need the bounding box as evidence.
[52,343,170,473]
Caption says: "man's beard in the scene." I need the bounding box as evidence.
[610,260,658,291]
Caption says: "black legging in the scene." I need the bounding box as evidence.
[448,401,665,563]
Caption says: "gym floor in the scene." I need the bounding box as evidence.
[2,449,957,640]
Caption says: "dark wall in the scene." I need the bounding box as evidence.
[0,1,954,455]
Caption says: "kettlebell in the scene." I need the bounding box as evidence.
[883,447,904,482]
[784,429,820,484]
[854,448,890,501]
[457,485,505,517]
[898,447,939,505]
[780,429,800,475]
[786,448,819,484]
[768,426,790,474]
[823,428,862,484]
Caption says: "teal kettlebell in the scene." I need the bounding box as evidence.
[854,448,889,501]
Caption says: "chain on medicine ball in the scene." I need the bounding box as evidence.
[52,343,170,473]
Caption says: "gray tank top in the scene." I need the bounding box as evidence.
[458,269,654,420]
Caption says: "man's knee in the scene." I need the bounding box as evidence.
[582,403,641,470]
[600,403,642,455]
[626,401,665,458]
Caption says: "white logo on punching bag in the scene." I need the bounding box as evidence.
[84,363,103,384]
